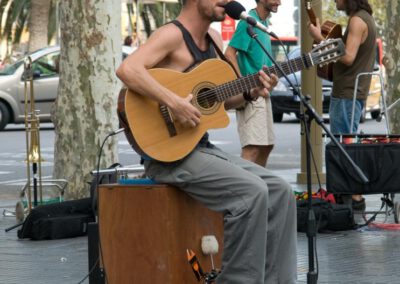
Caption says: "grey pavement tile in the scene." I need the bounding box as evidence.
[1,171,400,283]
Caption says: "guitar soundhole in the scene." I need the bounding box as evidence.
[196,88,217,109]
[192,82,220,115]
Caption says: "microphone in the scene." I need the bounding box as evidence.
[224,1,278,39]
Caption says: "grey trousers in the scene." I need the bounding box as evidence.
[144,145,297,284]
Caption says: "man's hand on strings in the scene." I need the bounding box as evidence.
[248,69,279,100]
[170,94,201,128]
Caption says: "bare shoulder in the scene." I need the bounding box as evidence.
[348,15,367,32]
[124,23,185,69]
[147,23,184,49]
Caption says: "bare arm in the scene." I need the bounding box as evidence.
[307,18,325,43]
[340,16,367,66]
[308,16,367,66]
[224,45,241,76]
[223,45,278,110]
[116,25,201,127]
[223,45,246,109]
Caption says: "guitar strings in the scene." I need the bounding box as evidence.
[192,49,333,106]
[194,62,282,104]
[193,57,305,105]
[192,61,295,104]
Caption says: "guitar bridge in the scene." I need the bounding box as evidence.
[160,105,177,137]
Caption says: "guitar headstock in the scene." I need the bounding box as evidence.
[310,38,345,67]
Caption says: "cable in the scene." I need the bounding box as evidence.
[76,127,124,284]
[313,237,319,280]
[275,37,324,190]
[368,223,400,230]
[274,36,323,281]
[77,258,99,284]
[245,26,322,282]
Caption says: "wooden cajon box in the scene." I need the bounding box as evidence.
[98,184,223,283]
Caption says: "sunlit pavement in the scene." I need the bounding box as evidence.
[1,167,400,283]
[1,116,399,283]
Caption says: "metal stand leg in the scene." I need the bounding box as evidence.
[350,71,388,134]
[32,162,38,207]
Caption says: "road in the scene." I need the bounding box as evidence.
[0,112,389,197]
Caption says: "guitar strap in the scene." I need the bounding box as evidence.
[168,19,240,77]
[206,33,247,110]
[206,34,240,78]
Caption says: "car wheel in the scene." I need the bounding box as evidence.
[371,110,380,120]
[0,101,10,131]
[273,113,283,123]
[394,201,400,224]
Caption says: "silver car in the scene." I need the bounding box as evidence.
[0,45,135,131]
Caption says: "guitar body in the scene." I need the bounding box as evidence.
[118,40,345,161]
[321,20,342,39]
[318,21,342,81]
[120,59,235,162]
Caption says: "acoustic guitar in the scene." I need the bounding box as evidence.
[118,39,345,162]
[305,0,342,81]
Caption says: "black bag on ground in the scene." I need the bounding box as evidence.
[297,199,356,232]
[18,198,94,240]
[326,142,400,194]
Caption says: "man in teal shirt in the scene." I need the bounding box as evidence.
[225,0,281,167]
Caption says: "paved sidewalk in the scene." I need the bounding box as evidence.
[1,169,400,283]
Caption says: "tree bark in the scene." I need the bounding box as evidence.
[53,1,121,199]
[384,1,400,133]
[28,0,51,52]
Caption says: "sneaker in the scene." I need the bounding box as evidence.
[352,198,366,211]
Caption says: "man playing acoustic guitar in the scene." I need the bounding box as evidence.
[116,0,297,283]
[308,0,376,210]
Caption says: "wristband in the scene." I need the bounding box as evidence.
[243,91,256,102]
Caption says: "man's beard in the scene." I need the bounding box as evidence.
[212,13,226,22]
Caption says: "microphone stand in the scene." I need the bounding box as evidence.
[246,26,369,284]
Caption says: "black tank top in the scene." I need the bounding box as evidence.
[171,20,217,72]
[171,20,218,146]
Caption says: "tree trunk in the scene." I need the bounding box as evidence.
[53,1,121,199]
[28,0,51,52]
[384,1,400,133]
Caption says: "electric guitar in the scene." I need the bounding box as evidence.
[305,0,342,81]
[118,38,345,162]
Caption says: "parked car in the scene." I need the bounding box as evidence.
[270,47,332,122]
[0,45,135,131]
[270,46,383,123]
[270,36,298,63]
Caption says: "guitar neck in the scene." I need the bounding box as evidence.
[216,54,313,102]
[305,1,317,26]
